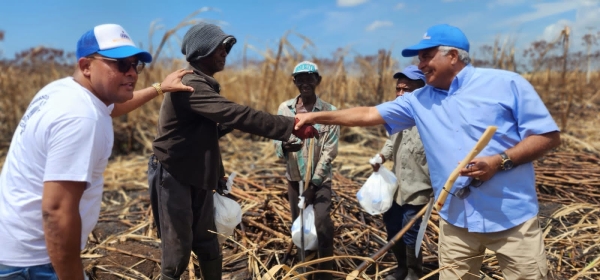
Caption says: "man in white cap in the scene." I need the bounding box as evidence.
[371,65,431,280]
[294,24,560,279]
[273,61,339,280]
[0,24,192,279]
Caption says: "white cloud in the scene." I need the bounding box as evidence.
[541,19,572,42]
[540,0,600,44]
[337,0,369,7]
[488,0,527,8]
[365,20,393,31]
[395,3,405,10]
[497,1,580,27]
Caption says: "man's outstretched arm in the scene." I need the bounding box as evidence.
[111,69,194,118]
[294,106,385,129]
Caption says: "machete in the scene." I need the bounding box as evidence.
[347,125,497,280]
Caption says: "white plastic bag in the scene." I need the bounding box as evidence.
[214,173,242,244]
[357,160,398,215]
[291,204,318,251]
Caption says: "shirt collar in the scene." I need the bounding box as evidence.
[431,64,474,95]
[448,64,474,95]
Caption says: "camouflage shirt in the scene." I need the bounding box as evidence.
[380,126,433,206]
[274,96,339,186]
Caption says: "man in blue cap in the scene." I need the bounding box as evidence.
[294,24,560,280]
[0,23,192,280]
[371,65,431,280]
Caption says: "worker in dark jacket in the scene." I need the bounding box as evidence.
[148,23,318,280]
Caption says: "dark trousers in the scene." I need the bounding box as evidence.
[148,156,220,279]
[382,202,424,246]
[286,181,334,251]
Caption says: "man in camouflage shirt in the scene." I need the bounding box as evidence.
[274,61,339,280]
[371,65,433,280]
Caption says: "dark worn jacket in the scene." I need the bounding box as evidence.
[152,69,295,190]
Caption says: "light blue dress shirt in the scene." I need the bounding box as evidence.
[376,64,559,233]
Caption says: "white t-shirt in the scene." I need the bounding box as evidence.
[0,77,114,266]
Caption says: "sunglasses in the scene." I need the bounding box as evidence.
[91,56,145,74]
[447,163,484,199]
[223,37,236,54]
[452,177,484,199]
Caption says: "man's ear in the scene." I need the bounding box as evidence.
[449,49,460,65]
[78,57,93,77]
[315,75,322,86]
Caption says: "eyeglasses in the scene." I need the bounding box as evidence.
[223,37,236,54]
[91,56,145,74]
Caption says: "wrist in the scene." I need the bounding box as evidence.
[498,151,514,171]
[152,83,164,97]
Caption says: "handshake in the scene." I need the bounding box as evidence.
[291,118,319,139]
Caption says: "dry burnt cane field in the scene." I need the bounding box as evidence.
[0,22,599,279]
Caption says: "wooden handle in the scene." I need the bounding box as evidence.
[346,126,497,280]
[434,126,497,211]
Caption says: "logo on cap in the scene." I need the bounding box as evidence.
[292,61,319,76]
[423,33,431,40]
[120,31,130,40]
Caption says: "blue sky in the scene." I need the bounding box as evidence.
[0,0,597,63]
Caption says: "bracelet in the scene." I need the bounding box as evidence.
[152,83,164,97]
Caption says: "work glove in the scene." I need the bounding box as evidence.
[369,154,385,172]
[292,119,319,139]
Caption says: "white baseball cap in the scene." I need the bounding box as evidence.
[76,24,152,63]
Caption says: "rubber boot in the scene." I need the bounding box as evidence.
[199,255,223,280]
[313,246,334,280]
[385,242,408,280]
[405,245,423,280]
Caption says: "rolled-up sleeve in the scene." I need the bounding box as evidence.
[379,134,397,161]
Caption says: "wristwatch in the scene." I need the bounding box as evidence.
[152,83,164,97]
[499,152,514,171]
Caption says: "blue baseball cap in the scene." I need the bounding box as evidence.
[292,61,319,76]
[401,24,469,57]
[393,65,425,82]
[77,24,152,63]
